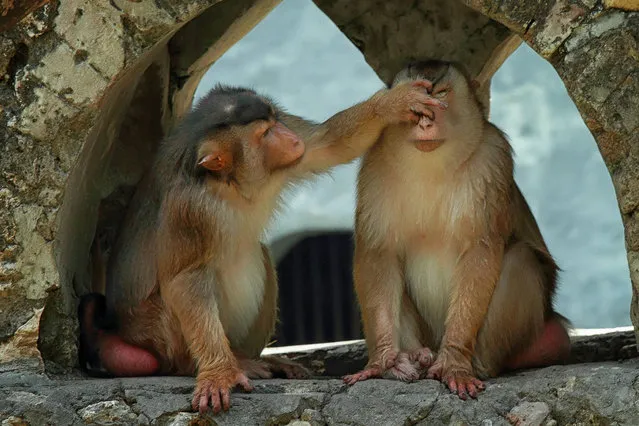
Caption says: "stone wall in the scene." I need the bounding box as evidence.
[458,0,639,341]
[0,0,281,372]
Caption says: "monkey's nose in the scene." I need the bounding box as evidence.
[418,115,434,130]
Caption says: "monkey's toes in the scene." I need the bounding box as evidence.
[239,359,272,379]
[425,363,442,381]
[343,368,381,385]
[410,347,436,369]
[236,373,254,392]
[385,352,419,382]
[192,372,253,414]
[192,385,228,414]
[282,364,311,379]
[446,374,485,400]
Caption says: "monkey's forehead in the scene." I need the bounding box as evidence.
[192,91,276,127]
[393,60,469,86]
[227,94,276,125]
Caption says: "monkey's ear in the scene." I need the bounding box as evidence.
[198,150,233,174]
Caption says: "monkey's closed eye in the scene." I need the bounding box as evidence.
[433,88,449,99]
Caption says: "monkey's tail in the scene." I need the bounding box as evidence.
[77,293,116,378]
[551,312,573,333]
[91,233,107,294]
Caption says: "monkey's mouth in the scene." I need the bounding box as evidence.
[414,139,445,152]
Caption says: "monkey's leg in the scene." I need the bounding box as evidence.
[161,270,252,414]
[78,293,160,377]
[426,240,504,399]
[343,244,418,384]
[473,242,570,377]
[397,291,436,376]
[235,244,310,380]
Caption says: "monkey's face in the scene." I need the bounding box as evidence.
[196,118,304,197]
[252,119,305,171]
[394,61,481,152]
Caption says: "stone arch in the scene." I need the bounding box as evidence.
[0,0,636,372]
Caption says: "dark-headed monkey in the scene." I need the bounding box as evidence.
[79,81,447,413]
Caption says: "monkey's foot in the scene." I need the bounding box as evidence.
[382,352,420,382]
[262,355,311,379]
[237,358,273,379]
[408,347,436,372]
[192,370,253,414]
[427,362,485,400]
[343,367,383,385]
[343,352,419,385]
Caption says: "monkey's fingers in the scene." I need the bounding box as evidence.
[422,96,448,110]
[410,106,434,122]
[192,388,213,414]
[236,373,254,392]
[445,374,485,400]
[191,390,201,412]
[411,79,434,92]
[220,388,231,412]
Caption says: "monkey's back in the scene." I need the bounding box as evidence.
[105,173,162,315]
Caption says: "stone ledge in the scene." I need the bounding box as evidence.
[1,359,638,425]
[276,329,638,378]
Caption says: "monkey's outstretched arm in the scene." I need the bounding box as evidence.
[281,100,384,174]
[283,80,444,175]
[427,238,504,398]
[160,269,251,414]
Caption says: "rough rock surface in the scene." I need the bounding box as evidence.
[0,0,280,372]
[278,329,639,378]
[461,0,639,345]
[1,359,638,425]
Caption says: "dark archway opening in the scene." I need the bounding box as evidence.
[273,232,361,347]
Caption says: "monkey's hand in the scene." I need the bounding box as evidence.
[409,347,436,376]
[426,347,485,400]
[192,369,253,414]
[376,79,448,126]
